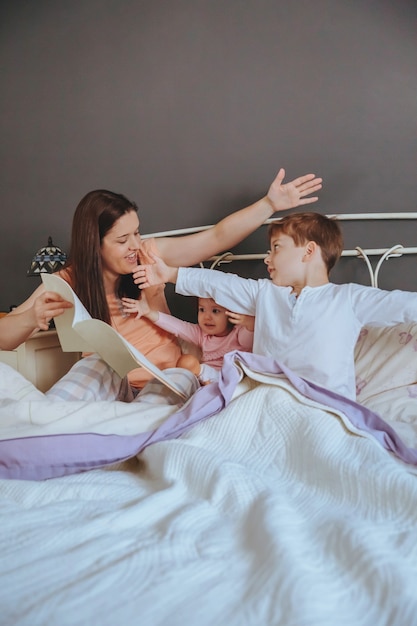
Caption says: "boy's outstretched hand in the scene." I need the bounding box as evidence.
[132,252,178,288]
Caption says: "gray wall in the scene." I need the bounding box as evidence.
[1,0,416,312]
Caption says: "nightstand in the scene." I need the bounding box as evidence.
[0,330,81,392]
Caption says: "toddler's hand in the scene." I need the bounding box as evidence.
[226,312,255,332]
[121,295,149,319]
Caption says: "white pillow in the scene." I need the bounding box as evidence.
[354,322,417,434]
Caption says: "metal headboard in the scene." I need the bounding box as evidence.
[144,213,417,288]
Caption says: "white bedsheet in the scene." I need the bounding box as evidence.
[1,374,417,625]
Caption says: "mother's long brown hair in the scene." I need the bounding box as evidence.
[66,189,139,323]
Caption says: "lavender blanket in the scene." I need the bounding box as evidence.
[1,351,416,480]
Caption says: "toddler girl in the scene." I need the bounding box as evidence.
[122,294,254,384]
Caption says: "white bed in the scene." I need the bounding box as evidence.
[1,214,417,626]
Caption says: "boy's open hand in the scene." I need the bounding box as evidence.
[133,252,178,288]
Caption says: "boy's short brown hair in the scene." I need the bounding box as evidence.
[267,212,344,273]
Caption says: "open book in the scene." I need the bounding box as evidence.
[41,273,188,400]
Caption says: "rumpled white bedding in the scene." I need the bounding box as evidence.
[1,371,417,626]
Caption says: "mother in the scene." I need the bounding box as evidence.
[2,168,321,388]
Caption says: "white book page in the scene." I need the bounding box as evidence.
[41,273,95,352]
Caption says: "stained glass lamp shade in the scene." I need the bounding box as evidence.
[27,237,67,276]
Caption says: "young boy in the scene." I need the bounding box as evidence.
[133,212,417,400]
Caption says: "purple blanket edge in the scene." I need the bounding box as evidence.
[1,351,416,480]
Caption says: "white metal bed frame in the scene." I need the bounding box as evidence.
[144,212,417,288]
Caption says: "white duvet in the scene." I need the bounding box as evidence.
[1,367,417,626]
